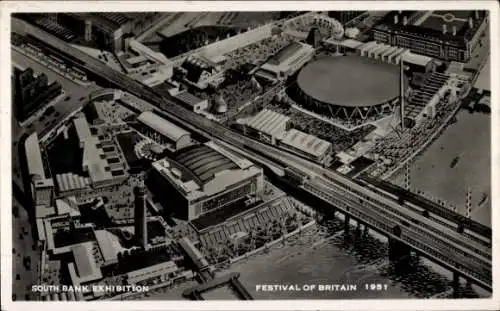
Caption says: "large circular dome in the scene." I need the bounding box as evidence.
[297,55,400,108]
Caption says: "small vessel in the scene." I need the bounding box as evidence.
[450,155,460,168]
[478,192,489,208]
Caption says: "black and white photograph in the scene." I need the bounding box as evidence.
[1,1,498,310]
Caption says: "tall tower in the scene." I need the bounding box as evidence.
[465,187,472,218]
[404,162,411,190]
[134,186,148,249]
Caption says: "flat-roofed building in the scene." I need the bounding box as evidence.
[174,91,209,113]
[68,242,104,285]
[55,197,81,218]
[401,51,435,73]
[277,129,333,166]
[25,132,55,207]
[126,261,180,285]
[147,141,264,221]
[237,109,291,144]
[255,41,315,82]
[137,111,192,151]
[94,229,122,265]
[74,116,114,186]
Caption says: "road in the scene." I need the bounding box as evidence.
[11,48,101,137]
[12,17,491,291]
[12,192,40,301]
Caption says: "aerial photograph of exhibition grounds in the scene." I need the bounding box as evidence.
[7,8,493,302]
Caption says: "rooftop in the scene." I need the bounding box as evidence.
[297,55,400,107]
[127,260,178,281]
[55,197,81,217]
[94,230,123,264]
[279,129,332,158]
[173,144,239,185]
[174,91,206,108]
[244,109,291,138]
[402,51,433,67]
[25,132,45,179]
[74,116,113,184]
[70,242,103,283]
[268,42,305,65]
[137,111,190,143]
[375,10,487,46]
[152,142,261,198]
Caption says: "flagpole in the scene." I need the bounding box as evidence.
[400,59,405,131]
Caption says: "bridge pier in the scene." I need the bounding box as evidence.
[388,238,411,262]
[452,271,460,298]
[355,222,362,237]
[344,214,351,236]
[363,226,369,237]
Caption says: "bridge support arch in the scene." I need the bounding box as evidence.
[388,226,411,262]
[452,271,460,298]
[388,238,411,261]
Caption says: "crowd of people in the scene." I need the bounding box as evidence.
[223,33,295,70]
[268,97,376,153]
[199,210,312,265]
[367,89,461,178]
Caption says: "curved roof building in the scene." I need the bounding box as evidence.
[295,55,400,122]
[149,141,264,221]
[137,111,192,151]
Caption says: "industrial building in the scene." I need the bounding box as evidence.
[147,141,264,221]
[255,41,315,82]
[277,129,333,167]
[372,10,488,62]
[237,109,291,144]
[12,67,62,121]
[136,111,192,152]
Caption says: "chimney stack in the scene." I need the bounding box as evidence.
[469,17,474,28]
[452,26,457,36]
[403,16,408,26]
[442,23,447,34]
[394,14,399,24]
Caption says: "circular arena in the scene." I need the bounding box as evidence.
[296,55,400,122]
